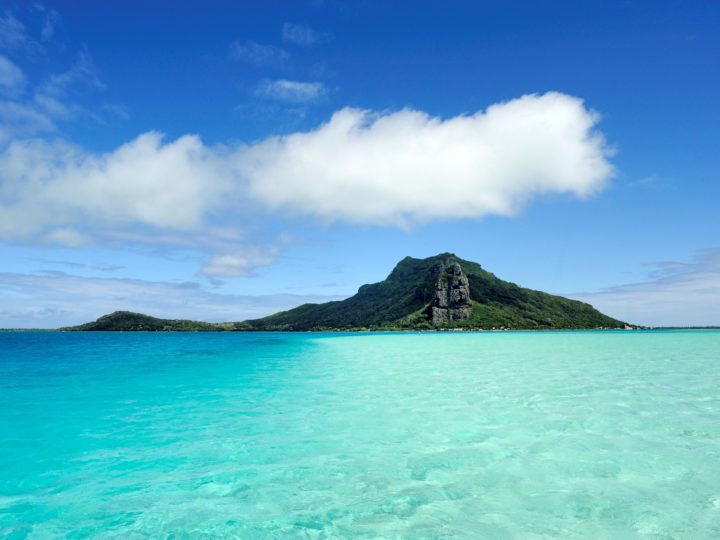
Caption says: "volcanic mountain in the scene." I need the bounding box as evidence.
[239,253,626,331]
[63,253,627,331]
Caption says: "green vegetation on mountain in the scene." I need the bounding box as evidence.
[62,253,629,331]
[242,253,628,330]
[60,311,231,332]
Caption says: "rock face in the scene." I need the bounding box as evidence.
[430,260,472,324]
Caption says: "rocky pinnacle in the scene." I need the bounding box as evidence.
[430,259,472,324]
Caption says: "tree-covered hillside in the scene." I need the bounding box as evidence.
[240,253,627,331]
[63,254,628,331]
[61,311,230,332]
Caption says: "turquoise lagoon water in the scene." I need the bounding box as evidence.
[1,330,719,539]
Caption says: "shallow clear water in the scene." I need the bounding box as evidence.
[1,330,719,538]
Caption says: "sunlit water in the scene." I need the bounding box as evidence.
[1,330,719,538]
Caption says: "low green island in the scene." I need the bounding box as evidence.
[62,253,632,332]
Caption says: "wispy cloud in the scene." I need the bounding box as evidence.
[0,54,25,96]
[0,12,35,53]
[38,5,61,42]
[0,271,344,328]
[99,102,130,121]
[0,100,56,142]
[0,7,59,56]
[202,248,278,277]
[34,49,105,121]
[0,6,110,136]
[255,79,326,102]
[43,227,90,247]
[233,101,308,133]
[0,28,108,141]
[101,226,249,253]
[228,40,289,67]
[570,249,720,327]
[282,23,326,46]
[30,258,124,272]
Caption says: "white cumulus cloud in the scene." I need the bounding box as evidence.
[0,92,615,277]
[241,92,614,225]
[0,132,236,238]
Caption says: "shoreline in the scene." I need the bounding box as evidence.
[3,327,719,333]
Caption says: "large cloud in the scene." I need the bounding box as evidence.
[241,92,614,225]
[0,92,614,247]
[0,132,236,240]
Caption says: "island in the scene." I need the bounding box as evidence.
[61,253,630,331]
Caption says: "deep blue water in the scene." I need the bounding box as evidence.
[1,330,719,538]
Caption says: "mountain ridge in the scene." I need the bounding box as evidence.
[61,253,630,331]
[239,253,628,330]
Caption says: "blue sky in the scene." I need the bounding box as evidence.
[0,0,718,327]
